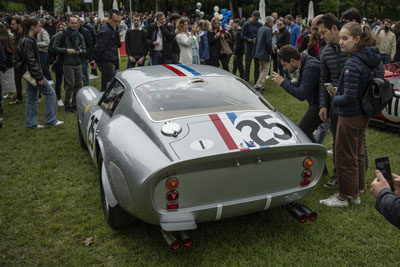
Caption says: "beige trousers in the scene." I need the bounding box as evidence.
[254,60,270,89]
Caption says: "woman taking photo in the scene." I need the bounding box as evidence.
[320,22,383,207]
[17,18,63,129]
[207,17,231,71]
[175,17,199,65]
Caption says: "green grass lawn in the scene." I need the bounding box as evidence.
[1,57,400,266]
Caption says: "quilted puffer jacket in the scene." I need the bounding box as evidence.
[333,46,384,117]
[319,43,350,109]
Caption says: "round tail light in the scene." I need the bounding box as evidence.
[166,177,179,190]
[303,169,312,179]
[303,158,313,169]
[166,190,179,201]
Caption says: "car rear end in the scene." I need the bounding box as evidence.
[148,143,326,231]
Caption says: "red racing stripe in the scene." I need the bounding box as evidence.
[209,114,238,150]
[162,64,186,76]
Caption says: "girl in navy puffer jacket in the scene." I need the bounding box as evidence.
[320,22,383,207]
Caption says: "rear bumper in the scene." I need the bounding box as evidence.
[158,185,314,231]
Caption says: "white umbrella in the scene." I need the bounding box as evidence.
[308,1,314,24]
[113,0,118,10]
[67,5,71,15]
[259,0,266,24]
[98,0,104,20]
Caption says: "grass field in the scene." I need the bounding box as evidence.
[1,57,400,266]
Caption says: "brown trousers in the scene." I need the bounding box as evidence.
[335,115,370,198]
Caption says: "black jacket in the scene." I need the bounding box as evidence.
[145,22,175,59]
[83,22,97,45]
[207,31,222,57]
[333,47,384,117]
[319,43,349,109]
[280,53,320,106]
[17,36,43,81]
[233,28,245,55]
[93,22,121,64]
[78,26,93,61]
[276,28,290,49]
[125,28,148,57]
[0,43,6,72]
[375,189,400,229]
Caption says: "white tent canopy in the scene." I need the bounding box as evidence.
[113,0,118,10]
[308,1,314,24]
[259,0,266,25]
[98,0,104,20]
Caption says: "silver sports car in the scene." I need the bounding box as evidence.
[77,64,326,249]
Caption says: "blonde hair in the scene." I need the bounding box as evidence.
[175,17,190,34]
[210,17,221,32]
[198,19,210,31]
[341,22,376,49]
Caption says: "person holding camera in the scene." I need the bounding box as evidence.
[371,170,400,229]
[53,15,86,112]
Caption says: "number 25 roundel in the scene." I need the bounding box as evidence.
[232,112,296,147]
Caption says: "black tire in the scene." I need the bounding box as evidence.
[77,114,87,150]
[99,155,136,229]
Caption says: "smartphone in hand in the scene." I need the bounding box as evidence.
[324,83,336,95]
[375,156,393,190]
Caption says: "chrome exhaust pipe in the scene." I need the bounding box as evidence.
[285,204,307,223]
[179,231,193,248]
[161,230,181,251]
[296,203,317,221]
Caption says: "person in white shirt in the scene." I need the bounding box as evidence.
[175,17,199,65]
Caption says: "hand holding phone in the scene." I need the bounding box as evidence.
[324,83,337,96]
[375,156,393,190]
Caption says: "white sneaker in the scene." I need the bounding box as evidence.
[266,75,270,79]
[320,194,348,207]
[46,120,64,127]
[347,196,361,204]
[327,149,333,156]
[48,80,54,85]
[57,99,64,107]
[291,78,298,83]
[89,75,99,79]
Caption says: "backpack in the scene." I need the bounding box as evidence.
[360,76,395,117]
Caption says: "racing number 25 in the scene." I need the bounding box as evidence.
[236,115,292,146]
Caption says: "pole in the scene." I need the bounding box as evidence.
[130,0,132,20]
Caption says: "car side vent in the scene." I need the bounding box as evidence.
[190,78,205,84]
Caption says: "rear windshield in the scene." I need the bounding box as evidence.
[133,77,271,121]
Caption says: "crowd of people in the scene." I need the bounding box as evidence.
[0,7,399,228]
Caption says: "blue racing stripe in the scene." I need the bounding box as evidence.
[260,146,270,149]
[226,112,237,124]
[177,64,201,76]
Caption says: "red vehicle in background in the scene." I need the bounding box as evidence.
[369,63,400,132]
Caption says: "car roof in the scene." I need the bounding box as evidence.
[118,64,237,88]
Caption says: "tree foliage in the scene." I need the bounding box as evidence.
[4,0,400,21]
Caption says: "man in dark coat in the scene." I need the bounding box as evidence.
[145,12,175,65]
[92,9,122,92]
[254,16,274,91]
[272,44,323,142]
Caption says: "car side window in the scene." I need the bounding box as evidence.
[99,79,125,117]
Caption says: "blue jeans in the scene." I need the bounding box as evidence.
[315,122,329,144]
[39,51,53,81]
[81,60,89,86]
[25,78,57,128]
[381,54,390,64]
[127,55,145,68]
[151,51,171,65]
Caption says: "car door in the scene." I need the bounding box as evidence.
[87,78,126,159]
